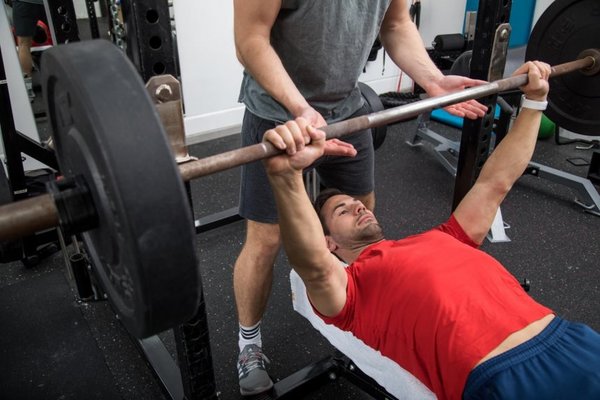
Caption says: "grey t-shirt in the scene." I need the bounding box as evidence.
[239,0,392,123]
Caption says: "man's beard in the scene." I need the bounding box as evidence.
[356,222,384,244]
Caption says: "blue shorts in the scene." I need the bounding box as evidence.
[239,106,375,223]
[463,317,600,400]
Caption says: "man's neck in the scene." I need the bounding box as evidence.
[336,239,384,264]
[337,250,361,265]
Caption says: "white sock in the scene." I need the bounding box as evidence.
[238,321,262,352]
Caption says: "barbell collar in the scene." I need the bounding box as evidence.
[178,51,598,181]
[46,177,99,237]
[578,49,600,76]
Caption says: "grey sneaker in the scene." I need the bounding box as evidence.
[24,76,35,102]
[237,344,273,396]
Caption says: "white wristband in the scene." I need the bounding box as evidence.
[520,95,547,111]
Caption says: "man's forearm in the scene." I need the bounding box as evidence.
[478,108,542,190]
[268,173,333,281]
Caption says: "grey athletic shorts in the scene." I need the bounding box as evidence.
[12,1,47,37]
[239,105,375,224]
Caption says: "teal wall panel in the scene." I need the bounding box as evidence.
[464,0,536,47]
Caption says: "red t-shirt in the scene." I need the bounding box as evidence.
[319,215,552,400]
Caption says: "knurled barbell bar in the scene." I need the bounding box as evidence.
[0,39,598,338]
[3,47,598,238]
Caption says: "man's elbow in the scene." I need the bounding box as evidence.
[233,35,264,68]
[235,47,245,66]
[480,178,513,200]
[233,34,246,66]
[380,12,412,38]
[379,26,398,49]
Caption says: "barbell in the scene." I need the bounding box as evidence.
[1,9,599,338]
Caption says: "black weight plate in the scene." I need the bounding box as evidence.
[358,82,387,150]
[42,40,200,338]
[525,0,600,136]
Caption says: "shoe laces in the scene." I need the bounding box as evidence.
[238,346,270,376]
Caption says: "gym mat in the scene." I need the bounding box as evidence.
[0,268,122,400]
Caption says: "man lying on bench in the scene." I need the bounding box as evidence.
[262,61,600,400]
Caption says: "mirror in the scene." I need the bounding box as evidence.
[0,0,46,171]
[8,0,51,125]
[0,0,114,164]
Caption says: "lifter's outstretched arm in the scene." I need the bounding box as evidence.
[453,61,551,244]
[263,120,354,317]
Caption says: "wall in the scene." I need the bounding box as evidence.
[173,0,467,143]
[533,0,554,25]
[73,0,101,20]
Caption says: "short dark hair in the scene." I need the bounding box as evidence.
[313,188,344,234]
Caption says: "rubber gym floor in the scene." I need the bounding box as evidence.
[1,109,598,399]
